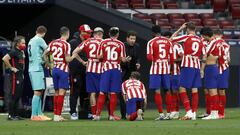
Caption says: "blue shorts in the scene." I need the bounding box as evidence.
[52,68,69,90]
[100,69,122,93]
[204,65,219,89]
[126,98,144,115]
[217,68,229,89]
[171,75,180,91]
[180,67,201,89]
[86,72,101,93]
[149,74,170,90]
[29,71,45,90]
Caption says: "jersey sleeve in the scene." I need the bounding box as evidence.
[177,44,184,56]
[78,42,85,51]
[66,42,71,55]
[171,35,188,43]
[120,43,126,58]
[40,38,48,50]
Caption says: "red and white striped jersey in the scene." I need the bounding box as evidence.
[172,43,184,75]
[172,34,206,69]
[97,38,126,72]
[206,38,223,57]
[201,37,209,47]
[147,36,173,75]
[47,38,71,72]
[218,39,230,74]
[78,38,102,73]
[122,79,146,101]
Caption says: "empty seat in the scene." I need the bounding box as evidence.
[168,13,183,20]
[170,19,186,28]
[133,13,150,19]
[203,19,219,27]
[130,0,145,8]
[164,1,178,9]
[194,0,207,5]
[132,3,146,8]
[232,6,240,19]
[184,13,199,21]
[114,0,129,9]
[188,19,202,26]
[200,13,215,19]
[219,20,235,29]
[147,0,162,9]
[213,0,227,12]
[150,13,167,19]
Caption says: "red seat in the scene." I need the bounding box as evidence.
[130,0,145,8]
[170,19,186,28]
[132,3,146,8]
[114,0,129,9]
[232,6,240,19]
[203,19,219,27]
[184,13,199,21]
[229,4,240,12]
[168,13,183,20]
[147,0,162,9]
[194,0,207,5]
[219,20,235,29]
[188,19,202,26]
[164,2,178,9]
[213,0,227,12]
[228,0,240,5]
[133,13,150,19]
[200,13,215,19]
[150,13,167,19]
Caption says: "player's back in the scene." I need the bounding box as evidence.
[48,38,71,72]
[183,35,204,57]
[122,79,146,100]
[148,36,172,62]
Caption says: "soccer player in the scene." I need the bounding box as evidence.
[162,31,184,119]
[93,27,129,121]
[198,27,214,118]
[122,72,147,121]
[28,25,51,121]
[43,26,74,122]
[147,25,174,120]
[215,29,230,119]
[2,36,26,120]
[171,22,206,120]
[201,29,224,120]
[72,27,104,118]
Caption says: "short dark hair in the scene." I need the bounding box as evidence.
[213,29,223,35]
[200,27,213,37]
[13,35,25,47]
[186,22,196,31]
[130,71,141,80]
[127,30,137,38]
[152,25,161,34]
[109,27,119,37]
[36,25,47,34]
[60,26,70,36]
[162,31,172,38]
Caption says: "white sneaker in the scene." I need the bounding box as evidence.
[163,113,171,120]
[109,115,116,121]
[198,113,209,118]
[92,115,100,121]
[180,110,193,120]
[202,111,219,120]
[53,115,61,122]
[155,113,165,121]
[136,109,143,121]
[169,111,179,119]
[71,113,78,120]
[192,112,196,120]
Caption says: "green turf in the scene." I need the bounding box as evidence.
[0,108,240,135]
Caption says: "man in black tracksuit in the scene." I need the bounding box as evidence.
[120,31,141,119]
[2,36,26,120]
[69,25,92,120]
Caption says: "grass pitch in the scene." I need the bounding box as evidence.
[0,108,240,135]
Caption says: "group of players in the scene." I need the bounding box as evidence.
[2,21,229,121]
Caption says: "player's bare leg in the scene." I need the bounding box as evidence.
[154,90,165,120]
[179,87,192,120]
[218,89,226,119]
[202,89,219,120]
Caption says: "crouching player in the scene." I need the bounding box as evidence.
[122,72,147,121]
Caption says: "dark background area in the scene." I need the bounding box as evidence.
[0,3,239,108]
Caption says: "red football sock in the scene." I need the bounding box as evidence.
[96,93,105,116]
[109,93,117,116]
[56,95,64,115]
[53,96,58,115]
[205,93,211,114]
[129,112,137,121]
[155,93,163,113]
[192,92,199,112]
[91,105,97,115]
[211,95,219,111]
[171,93,179,112]
[179,92,191,112]
[165,92,172,113]
[219,95,226,115]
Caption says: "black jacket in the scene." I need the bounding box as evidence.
[69,32,87,75]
